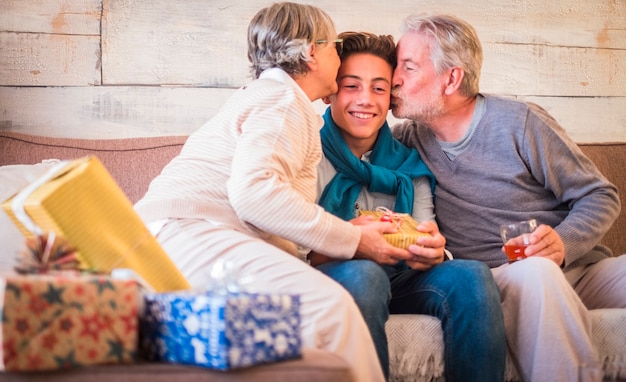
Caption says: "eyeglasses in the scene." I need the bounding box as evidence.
[315,38,343,56]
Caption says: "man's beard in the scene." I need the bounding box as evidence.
[392,88,444,125]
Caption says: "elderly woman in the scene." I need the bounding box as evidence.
[135,3,412,381]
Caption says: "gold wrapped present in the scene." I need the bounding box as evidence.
[359,209,431,250]
[0,274,139,371]
[1,156,190,292]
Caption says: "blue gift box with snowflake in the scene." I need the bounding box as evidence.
[139,292,301,370]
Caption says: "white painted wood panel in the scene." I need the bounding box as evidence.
[0,33,101,86]
[0,0,101,35]
[1,87,624,143]
[0,86,235,138]
[101,0,254,86]
[481,43,626,96]
[329,1,626,50]
[101,0,626,93]
[0,0,624,141]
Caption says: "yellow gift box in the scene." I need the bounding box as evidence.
[359,209,431,250]
[0,274,139,371]
[1,156,190,292]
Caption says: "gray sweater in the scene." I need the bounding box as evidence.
[393,95,620,269]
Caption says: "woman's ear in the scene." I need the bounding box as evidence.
[306,43,318,71]
[322,96,331,104]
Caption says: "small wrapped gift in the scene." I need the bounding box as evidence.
[1,156,190,292]
[0,273,139,371]
[359,208,431,250]
[139,291,302,370]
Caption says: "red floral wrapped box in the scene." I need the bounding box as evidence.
[0,274,139,371]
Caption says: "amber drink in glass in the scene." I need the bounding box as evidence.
[499,219,537,262]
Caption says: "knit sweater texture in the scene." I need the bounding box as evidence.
[393,94,620,269]
[135,68,360,259]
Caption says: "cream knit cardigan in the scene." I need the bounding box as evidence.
[135,68,360,260]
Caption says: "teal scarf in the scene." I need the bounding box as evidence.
[318,107,435,221]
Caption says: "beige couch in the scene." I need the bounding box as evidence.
[1,131,625,381]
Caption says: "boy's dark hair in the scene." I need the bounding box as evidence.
[338,31,396,68]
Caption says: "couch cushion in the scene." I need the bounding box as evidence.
[0,131,187,204]
[386,310,626,381]
[579,143,626,256]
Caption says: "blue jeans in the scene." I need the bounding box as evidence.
[317,259,505,382]
[316,260,391,378]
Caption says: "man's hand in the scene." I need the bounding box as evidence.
[405,220,446,270]
[524,224,565,266]
[353,219,413,265]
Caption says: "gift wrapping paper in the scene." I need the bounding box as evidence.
[0,274,139,371]
[359,210,431,250]
[140,292,301,370]
[1,156,190,292]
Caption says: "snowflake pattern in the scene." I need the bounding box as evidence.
[140,292,302,370]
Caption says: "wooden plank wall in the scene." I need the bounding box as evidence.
[0,0,624,142]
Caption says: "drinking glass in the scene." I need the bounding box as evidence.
[499,219,537,262]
